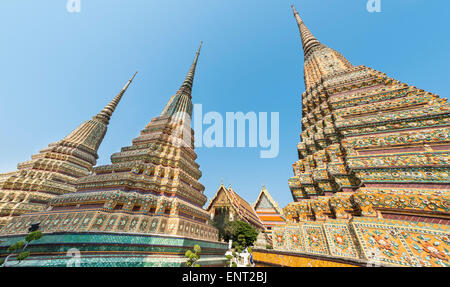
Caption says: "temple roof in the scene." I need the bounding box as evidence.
[206,184,265,230]
[253,185,285,224]
[253,186,283,214]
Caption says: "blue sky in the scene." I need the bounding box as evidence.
[0,1,449,209]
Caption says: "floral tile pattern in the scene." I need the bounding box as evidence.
[323,222,359,259]
[272,218,450,267]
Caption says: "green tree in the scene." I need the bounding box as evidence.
[223,220,258,249]
[1,230,43,267]
[225,254,233,267]
[209,208,229,240]
[185,244,201,267]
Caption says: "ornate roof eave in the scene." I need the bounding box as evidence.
[253,185,285,217]
[227,187,265,229]
[206,184,242,219]
[206,183,265,229]
[205,183,229,211]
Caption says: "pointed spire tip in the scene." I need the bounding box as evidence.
[130,71,138,82]
[292,4,321,56]
[291,4,297,14]
[95,73,135,123]
[197,42,203,55]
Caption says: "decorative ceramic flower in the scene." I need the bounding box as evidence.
[310,235,319,243]
[409,199,419,208]
[334,233,347,248]
[374,235,392,250]
[421,241,446,260]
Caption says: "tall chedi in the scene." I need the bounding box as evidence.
[256,6,450,267]
[0,44,227,267]
[0,73,136,227]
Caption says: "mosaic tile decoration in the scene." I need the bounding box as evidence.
[271,218,450,267]
[303,223,329,255]
[0,74,136,225]
[351,217,450,267]
[285,224,304,252]
[0,232,228,267]
[323,221,359,259]
[253,250,359,267]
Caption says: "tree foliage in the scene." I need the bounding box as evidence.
[225,254,233,267]
[209,208,229,240]
[17,252,30,261]
[25,231,42,243]
[185,244,201,267]
[1,226,43,267]
[7,241,25,252]
[223,220,258,249]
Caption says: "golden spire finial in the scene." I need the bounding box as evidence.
[291,4,302,23]
[95,71,137,124]
[181,42,202,90]
[291,5,322,57]
[160,43,203,117]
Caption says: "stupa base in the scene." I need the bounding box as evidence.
[0,232,228,267]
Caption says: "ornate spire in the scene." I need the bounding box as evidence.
[161,43,202,117]
[291,5,322,57]
[63,72,137,154]
[181,41,202,93]
[95,71,137,124]
[291,5,352,88]
[0,72,138,222]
